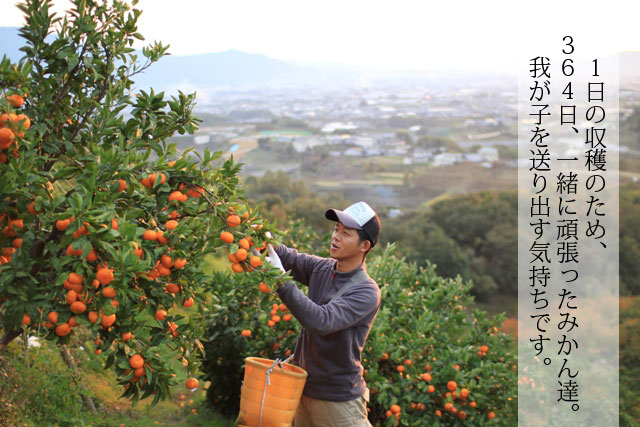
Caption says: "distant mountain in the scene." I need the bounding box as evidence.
[2,26,639,94]
[0,26,364,93]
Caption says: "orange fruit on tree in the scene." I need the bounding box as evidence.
[227,253,238,263]
[68,316,78,327]
[160,254,173,268]
[396,365,405,373]
[66,290,78,304]
[118,179,126,192]
[88,311,99,324]
[100,313,116,327]
[122,332,132,341]
[231,263,243,273]
[156,230,168,244]
[27,201,38,215]
[47,312,59,324]
[182,297,194,307]
[458,411,467,420]
[186,378,198,390]
[1,247,15,257]
[271,315,281,323]
[427,385,435,393]
[479,345,489,352]
[249,256,262,268]
[469,401,477,408]
[435,410,442,417]
[420,373,432,381]
[235,248,248,261]
[447,381,457,391]
[70,301,86,314]
[156,265,171,276]
[173,258,186,269]
[0,128,14,148]
[279,303,287,312]
[134,367,146,377]
[241,329,251,337]
[165,220,178,230]
[129,354,144,369]
[7,94,24,108]
[86,248,97,262]
[155,309,167,321]
[444,402,454,412]
[102,287,116,298]
[404,359,412,365]
[238,238,250,250]
[56,219,71,231]
[220,231,233,243]
[282,314,292,321]
[258,282,270,293]
[381,352,389,361]
[390,404,401,414]
[142,230,157,240]
[488,412,496,419]
[111,218,118,229]
[460,388,469,398]
[165,283,180,293]
[96,267,114,285]
[14,114,30,129]
[165,283,180,294]
[55,323,71,336]
[12,238,22,248]
[168,191,184,202]
[226,214,241,227]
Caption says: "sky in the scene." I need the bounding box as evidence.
[1,0,639,73]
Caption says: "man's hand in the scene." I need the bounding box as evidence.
[266,243,286,275]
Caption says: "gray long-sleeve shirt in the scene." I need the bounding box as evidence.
[274,244,381,402]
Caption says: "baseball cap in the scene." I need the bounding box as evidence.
[325,201,381,247]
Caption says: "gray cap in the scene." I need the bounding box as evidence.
[325,201,381,247]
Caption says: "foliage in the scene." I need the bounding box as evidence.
[0,0,283,406]
[380,191,517,301]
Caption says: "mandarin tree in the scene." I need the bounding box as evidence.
[0,0,284,405]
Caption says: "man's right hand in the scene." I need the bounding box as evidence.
[266,244,286,275]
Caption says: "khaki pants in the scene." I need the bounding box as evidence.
[293,389,372,427]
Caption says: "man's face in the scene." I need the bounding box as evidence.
[330,221,368,260]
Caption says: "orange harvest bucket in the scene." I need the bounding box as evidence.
[236,356,308,427]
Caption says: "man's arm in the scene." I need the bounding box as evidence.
[276,281,380,336]
[273,244,326,287]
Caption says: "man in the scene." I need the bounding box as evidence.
[265,201,382,427]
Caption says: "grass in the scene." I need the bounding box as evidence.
[0,327,235,427]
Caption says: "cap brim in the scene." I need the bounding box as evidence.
[325,208,362,229]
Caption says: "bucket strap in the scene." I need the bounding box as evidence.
[329,269,369,304]
[259,353,295,427]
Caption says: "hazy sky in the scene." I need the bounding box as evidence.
[1,0,638,72]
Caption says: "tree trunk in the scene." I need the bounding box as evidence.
[59,344,97,413]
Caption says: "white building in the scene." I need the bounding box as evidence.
[433,152,462,166]
[478,147,499,162]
